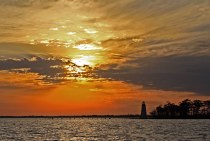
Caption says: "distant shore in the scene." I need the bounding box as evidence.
[0,115,209,119]
[0,115,140,119]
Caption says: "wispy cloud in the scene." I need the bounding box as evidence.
[1,0,210,95]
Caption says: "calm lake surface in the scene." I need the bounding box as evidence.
[0,118,209,141]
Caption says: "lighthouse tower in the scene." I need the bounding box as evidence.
[140,101,147,119]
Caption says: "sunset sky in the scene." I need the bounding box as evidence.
[1,0,210,116]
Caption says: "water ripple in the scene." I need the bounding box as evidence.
[0,119,209,141]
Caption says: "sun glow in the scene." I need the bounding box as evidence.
[64,65,87,73]
[72,55,95,66]
[73,44,103,51]
[84,28,98,34]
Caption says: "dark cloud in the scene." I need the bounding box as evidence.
[0,57,63,76]
[0,0,59,8]
[188,23,210,32]
[96,56,210,96]
[0,57,93,84]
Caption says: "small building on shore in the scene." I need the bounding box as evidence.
[140,101,147,119]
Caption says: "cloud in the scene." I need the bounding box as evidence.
[1,0,210,54]
[96,55,210,96]
[1,0,210,96]
[0,42,78,59]
[0,0,59,8]
[0,56,94,85]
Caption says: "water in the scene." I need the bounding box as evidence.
[0,118,209,141]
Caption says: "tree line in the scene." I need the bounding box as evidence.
[150,99,210,119]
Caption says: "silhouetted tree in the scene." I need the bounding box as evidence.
[151,99,210,119]
[179,99,192,118]
[192,100,204,116]
[204,100,210,115]
[150,110,157,117]
[163,102,176,117]
[156,105,166,118]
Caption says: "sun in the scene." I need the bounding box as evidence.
[72,55,96,66]
[73,44,103,51]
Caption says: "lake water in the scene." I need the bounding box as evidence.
[0,118,209,141]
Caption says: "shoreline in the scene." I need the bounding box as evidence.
[0,115,209,119]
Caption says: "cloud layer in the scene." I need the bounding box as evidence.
[96,56,210,95]
[1,0,210,96]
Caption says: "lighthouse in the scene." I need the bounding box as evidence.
[140,101,147,119]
